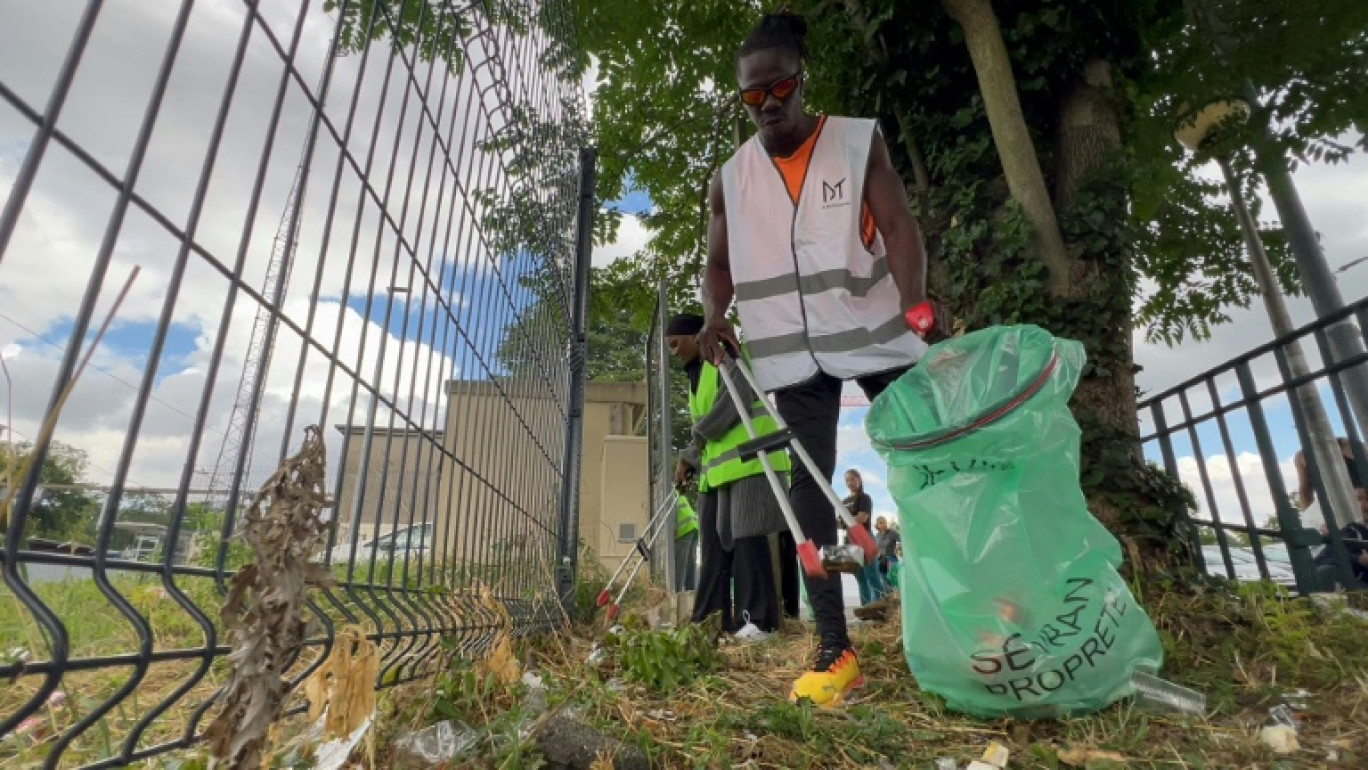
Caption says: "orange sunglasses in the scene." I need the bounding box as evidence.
[739,72,802,107]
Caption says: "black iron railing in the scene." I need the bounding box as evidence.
[1140,295,1368,596]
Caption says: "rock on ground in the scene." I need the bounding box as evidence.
[535,715,650,770]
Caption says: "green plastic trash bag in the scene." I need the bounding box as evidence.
[866,325,1163,719]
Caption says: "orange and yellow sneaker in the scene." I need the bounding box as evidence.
[789,645,865,707]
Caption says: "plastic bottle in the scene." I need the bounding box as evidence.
[1129,671,1206,716]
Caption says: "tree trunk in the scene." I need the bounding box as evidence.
[1053,60,1193,570]
[1054,59,1135,458]
[1054,61,1121,211]
[940,0,1072,295]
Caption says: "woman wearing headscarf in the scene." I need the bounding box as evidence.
[667,313,790,641]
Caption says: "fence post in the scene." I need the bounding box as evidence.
[654,281,676,592]
[1150,403,1206,572]
[1234,361,1322,592]
[557,147,596,618]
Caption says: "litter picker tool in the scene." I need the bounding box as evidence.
[596,490,678,623]
[714,352,879,580]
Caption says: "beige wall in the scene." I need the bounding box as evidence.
[592,436,651,573]
[441,380,564,567]
[333,380,649,574]
[331,428,447,548]
[558,383,650,574]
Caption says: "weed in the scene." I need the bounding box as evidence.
[611,619,721,693]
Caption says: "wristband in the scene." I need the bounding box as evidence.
[903,301,934,334]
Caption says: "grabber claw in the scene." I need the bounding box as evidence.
[714,354,834,580]
[796,540,827,579]
[593,492,677,621]
[903,300,936,335]
[719,352,887,573]
[605,604,621,623]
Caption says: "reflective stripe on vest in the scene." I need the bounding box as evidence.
[675,497,698,539]
[687,357,791,493]
[720,115,927,392]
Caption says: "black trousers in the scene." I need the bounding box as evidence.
[691,488,780,633]
[775,366,910,650]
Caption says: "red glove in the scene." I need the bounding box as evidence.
[903,301,935,336]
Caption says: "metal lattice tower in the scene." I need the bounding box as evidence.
[205,157,307,502]
[205,53,336,506]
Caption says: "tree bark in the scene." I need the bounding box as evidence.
[940,0,1072,294]
[1054,61,1121,210]
[1054,58,1136,461]
[894,111,933,218]
[1051,59,1191,570]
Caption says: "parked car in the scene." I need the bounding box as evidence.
[1201,544,1297,587]
[328,523,434,566]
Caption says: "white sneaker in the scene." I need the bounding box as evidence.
[733,612,773,643]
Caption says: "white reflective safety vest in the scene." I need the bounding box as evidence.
[721,116,927,392]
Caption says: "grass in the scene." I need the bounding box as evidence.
[0,553,555,769]
[374,572,1368,769]
[9,551,1365,769]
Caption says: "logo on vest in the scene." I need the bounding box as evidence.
[821,177,849,208]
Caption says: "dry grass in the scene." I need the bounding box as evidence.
[427,575,1368,769]
[8,558,1367,769]
[0,574,432,768]
[0,545,558,768]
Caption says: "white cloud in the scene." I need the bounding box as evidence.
[591,213,652,267]
[582,55,600,110]
[1174,450,1298,530]
[0,1,579,510]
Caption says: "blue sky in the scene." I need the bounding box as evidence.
[613,183,652,216]
[1,316,199,388]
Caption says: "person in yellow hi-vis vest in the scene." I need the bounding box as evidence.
[673,495,699,592]
[668,313,790,641]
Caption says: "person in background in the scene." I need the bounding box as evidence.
[670,313,790,642]
[1315,487,1368,590]
[1294,437,1365,512]
[842,469,889,605]
[874,515,900,584]
[886,539,902,588]
[1291,437,1368,589]
[674,493,699,592]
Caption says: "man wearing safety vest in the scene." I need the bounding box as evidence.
[696,12,944,706]
[673,494,699,592]
[669,313,791,642]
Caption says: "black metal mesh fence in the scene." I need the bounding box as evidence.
[0,1,588,766]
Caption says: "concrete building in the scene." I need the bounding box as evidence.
[333,379,651,576]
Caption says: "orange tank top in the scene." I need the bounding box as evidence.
[771,115,878,248]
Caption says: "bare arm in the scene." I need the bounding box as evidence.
[1295,451,1313,510]
[864,130,927,311]
[698,173,738,364]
